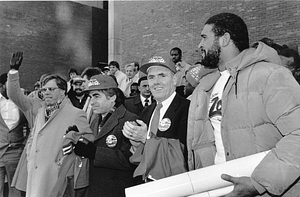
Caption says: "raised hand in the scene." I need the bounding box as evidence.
[10,51,23,70]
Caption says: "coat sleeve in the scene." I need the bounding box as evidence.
[7,71,34,115]
[251,67,300,195]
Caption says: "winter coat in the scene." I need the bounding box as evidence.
[187,42,300,196]
[88,105,139,197]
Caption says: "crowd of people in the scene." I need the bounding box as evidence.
[0,12,300,197]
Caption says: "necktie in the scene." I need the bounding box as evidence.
[144,98,149,107]
[149,103,163,135]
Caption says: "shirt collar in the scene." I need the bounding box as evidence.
[140,95,151,104]
[160,91,176,107]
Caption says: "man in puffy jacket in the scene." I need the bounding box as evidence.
[188,12,300,196]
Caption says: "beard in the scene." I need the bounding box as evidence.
[75,89,84,97]
[200,39,221,69]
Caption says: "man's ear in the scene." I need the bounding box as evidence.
[110,94,117,102]
[220,32,231,47]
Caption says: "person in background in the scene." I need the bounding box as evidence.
[109,61,127,92]
[67,68,78,92]
[120,63,138,98]
[80,74,139,197]
[101,66,110,75]
[188,12,300,196]
[28,73,50,100]
[183,66,199,100]
[170,47,191,98]
[132,61,143,81]
[123,54,190,181]
[124,76,153,116]
[0,73,28,197]
[80,67,102,121]
[183,64,217,100]
[33,81,40,92]
[278,47,300,84]
[129,82,139,97]
[67,76,90,109]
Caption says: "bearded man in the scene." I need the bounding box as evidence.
[188,13,300,196]
[67,76,90,109]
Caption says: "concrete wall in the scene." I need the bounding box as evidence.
[114,0,300,69]
[0,1,107,90]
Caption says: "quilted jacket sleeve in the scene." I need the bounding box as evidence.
[252,67,300,195]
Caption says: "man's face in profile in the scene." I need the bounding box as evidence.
[199,24,221,69]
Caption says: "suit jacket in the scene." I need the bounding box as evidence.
[130,93,190,180]
[124,95,154,116]
[88,105,139,197]
[140,93,190,151]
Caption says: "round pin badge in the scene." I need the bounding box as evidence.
[158,118,171,132]
[106,135,117,148]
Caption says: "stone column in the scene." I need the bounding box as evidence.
[108,1,122,66]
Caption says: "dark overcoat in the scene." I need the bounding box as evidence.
[88,105,139,197]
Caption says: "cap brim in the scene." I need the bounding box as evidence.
[83,85,118,93]
[140,62,175,74]
[73,80,85,84]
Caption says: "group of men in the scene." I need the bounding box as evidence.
[0,12,299,197]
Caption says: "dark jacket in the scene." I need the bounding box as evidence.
[124,95,154,116]
[140,93,190,159]
[130,93,190,181]
[88,105,139,197]
[67,90,90,110]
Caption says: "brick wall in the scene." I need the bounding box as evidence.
[115,0,300,68]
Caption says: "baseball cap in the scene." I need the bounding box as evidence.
[185,64,218,88]
[84,74,117,92]
[185,65,202,88]
[71,76,85,84]
[140,54,176,74]
[102,66,109,71]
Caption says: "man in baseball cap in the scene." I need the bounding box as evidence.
[67,76,89,109]
[80,74,139,196]
[123,54,190,181]
[140,54,176,74]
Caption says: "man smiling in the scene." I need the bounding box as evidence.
[123,54,190,181]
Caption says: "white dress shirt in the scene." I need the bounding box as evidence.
[0,93,20,130]
[146,91,176,139]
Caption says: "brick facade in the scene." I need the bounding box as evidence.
[115,0,300,69]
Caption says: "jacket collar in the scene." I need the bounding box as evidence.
[93,105,127,140]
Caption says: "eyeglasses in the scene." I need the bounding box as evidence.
[40,87,59,93]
